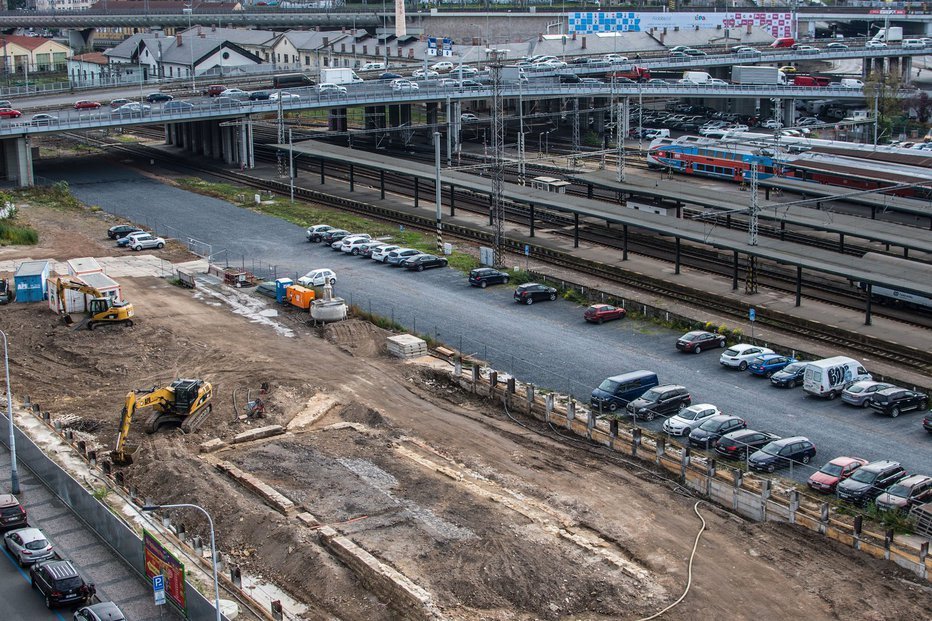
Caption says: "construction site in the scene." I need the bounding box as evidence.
[2,194,931,621]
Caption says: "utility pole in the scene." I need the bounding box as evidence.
[571,97,580,168]
[746,161,760,295]
[517,86,525,184]
[434,131,443,254]
[489,48,507,267]
[617,99,628,183]
[288,129,294,204]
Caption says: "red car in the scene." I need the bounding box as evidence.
[807,456,869,493]
[584,304,626,324]
[73,100,101,110]
[0,108,22,118]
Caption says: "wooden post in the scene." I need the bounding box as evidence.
[733,469,743,512]
[631,428,641,457]
[655,436,665,465]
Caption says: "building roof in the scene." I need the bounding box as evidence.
[0,35,59,51]
[14,260,50,277]
[179,26,278,47]
[105,32,261,67]
[70,52,108,65]
[67,257,102,274]
[279,30,353,52]
[91,1,241,10]
[105,33,167,60]
[78,272,119,290]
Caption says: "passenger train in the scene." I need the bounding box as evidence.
[647,134,932,198]
[855,253,932,311]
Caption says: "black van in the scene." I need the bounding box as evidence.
[590,370,659,413]
[272,73,315,89]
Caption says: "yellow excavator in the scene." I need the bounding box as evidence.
[55,277,135,330]
[111,379,213,465]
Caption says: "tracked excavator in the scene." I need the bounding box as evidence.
[111,379,213,465]
[55,277,134,330]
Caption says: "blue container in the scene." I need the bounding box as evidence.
[275,278,294,304]
[13,260,51,303]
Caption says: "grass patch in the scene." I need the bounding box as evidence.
[17,181,86,212]
[834,502,915,535]
[0,220,38,245]
[115,134,141,143]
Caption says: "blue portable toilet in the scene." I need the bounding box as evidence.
[13,260,51,303]
[275,278,294,304]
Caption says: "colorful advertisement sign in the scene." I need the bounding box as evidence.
[143,529,186,613]
[568,12,793,38]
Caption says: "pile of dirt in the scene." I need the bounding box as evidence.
[322,319,389,357]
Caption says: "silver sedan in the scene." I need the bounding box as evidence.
[4,527,54,566]
[841,381,895,408]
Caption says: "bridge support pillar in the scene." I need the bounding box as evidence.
[795,266,802,307]
[865,283,872,326]
[782,103,795,129]
[902,56,913,84]
[199,122,211,157]
[164,125,173,145]
[674,237,681,275]
[529,203,534,238]
[329,108,347,133]
[426,102,438,133]
[240,117,254,169]
[732,251,739,291]
[210,122,222,159]
[573,213,579,248]
[1,136,34,187]
[221,125,234,165]
[862,58,872,80]
[186,123,196,153]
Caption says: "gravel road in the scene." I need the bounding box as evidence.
[46,159,932,484]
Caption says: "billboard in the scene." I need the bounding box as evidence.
[143,530,187,613]
[568,12,793,38]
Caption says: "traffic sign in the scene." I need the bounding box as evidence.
[153,574,166,606]
[524,244,530,256]
[749,308,756,322]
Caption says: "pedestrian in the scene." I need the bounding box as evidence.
[918,68,922,78]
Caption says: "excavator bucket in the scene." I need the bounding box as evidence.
[109,444,140,467]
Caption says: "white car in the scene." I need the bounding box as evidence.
[269,91,301,102]
[220,88,248,98]
[762,119,784,129]
[720,344,774,370]
[727,124,749,132]
[431,61,454,72]
[4,527,54,566]
[707,78,729,86]
[662,404,722,437]
[412,69,439,79]
[461,113,480,123]
[865,40,887,49]
[305,224,332,241]
[453,65,478,77]
[126,232,165,251]
[317,83,347,95]
[603,54,628,63]
[340,235,373,254]
[796,45,820,55]
[297,268,337,287]
[385,248,421,266]
[370,244,400,262]
[391,79,419,92]
[532,59,567,69]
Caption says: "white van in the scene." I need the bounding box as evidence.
[803,356,871,399]
[359,62,386,71]
[902,39,925,49]
[682,71,712,84]
[840,78,864,88]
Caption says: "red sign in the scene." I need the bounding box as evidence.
[143,530,187,613]
[869,9,906,14]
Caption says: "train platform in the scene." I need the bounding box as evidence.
[231,155,932,391]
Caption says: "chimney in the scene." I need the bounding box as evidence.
[538,32,543,42]
[323,36,329,47]
[408,48,414,58]
[472,36,479,46]
[660,31,665,44]
[581,36,586,50]
[572,32,576,41]
[176,34,182,46]
[315,25,320,32]
[342,26,346,34]
[746,23,752,35]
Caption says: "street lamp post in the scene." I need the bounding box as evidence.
[1,330,20,495]
[141,503,220,621]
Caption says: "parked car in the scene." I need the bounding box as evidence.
[662,403,720,437]
[145,92,173,103]
[385,248,422,266]
[321,229,350,244]
[370,244,400,263]
[0,494,28,531]
[925,410,932,433]
[676,330,726,354]
[403,254,448,271]
[461,112,480,123]
[270,90,302,102]
[339,235,373,254]
[0,108,22,118]
[116,231,149,248]
[513,283,557,305]
[468,267,509,287]
[73,100,101,110]
[626,384,691,421]
[769,361,807,388]
[31,114,58,126]
[357,241,387,257]
[868,387,929,417]
[163,101,195,112]
[836,460,908,505]
[126,233,165,251]
[840,381,895,408]
[4,527,54,566]
[808,456,868,493]
[591,370,658,414]
[30,559,96,608]
[305,224,333,242]
[715,429,780,460]
[719,344,774,371]
[748,436,816,473]
[107,225,142,239]
[583,304,626,324]
[688,415,746,449]
[297,268,336,287]
[73,602,127,621]
[747,354,795,377]
[874,475,932,512]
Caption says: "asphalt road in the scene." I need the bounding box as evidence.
[43,159,932,486]
[0,442,178,621]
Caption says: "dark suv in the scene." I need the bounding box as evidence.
[0,494,27,531]
[747,436,816,473]
[30,559,95,608]
[836,460,908,505]
[868,388,928,418]
[714,429,779,460]
[688,415,746,448]
[626,384,691,421]
[468,268,510,288]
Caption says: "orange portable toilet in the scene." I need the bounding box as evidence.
[285,285,316,310]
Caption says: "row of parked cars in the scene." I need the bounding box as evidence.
[1,494,122,618]
[107,224,166,251]
[305,225,449,271]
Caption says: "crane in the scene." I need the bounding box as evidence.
[54,276,134,330]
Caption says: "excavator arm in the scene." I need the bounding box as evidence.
[111,388,172,465]
[55,277,105,315]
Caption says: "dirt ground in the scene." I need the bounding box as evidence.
[2,200,932,620]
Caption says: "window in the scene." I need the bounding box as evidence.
[305,55,310,66]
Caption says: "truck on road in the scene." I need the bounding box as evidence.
[319,68,363,85]
[793,75,831,87]
[872,27,903,43]
[732,65,787,85]
[681,71,712,84]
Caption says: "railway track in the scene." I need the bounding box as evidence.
[65,130,932,370]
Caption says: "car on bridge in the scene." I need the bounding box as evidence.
[826,42,848,50]
[73,100,101,110]
[145,92,173,103]
[796,45,820,55]
[249,90,272,100]
[391,79,419,92]
[31,114,58,126]
[220,88,249,98]
[412,68,439,79]
[270,90,302,101]
[109,98,133,108]
[110,102,150,117]
[0,108,22,118]
[460,112,480,122]
[865,40,887,49]
[163,100,195,112]
[431,61,454,72]
[378,72,403,80]
[317,83,347,96]
[0,99,11,109]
